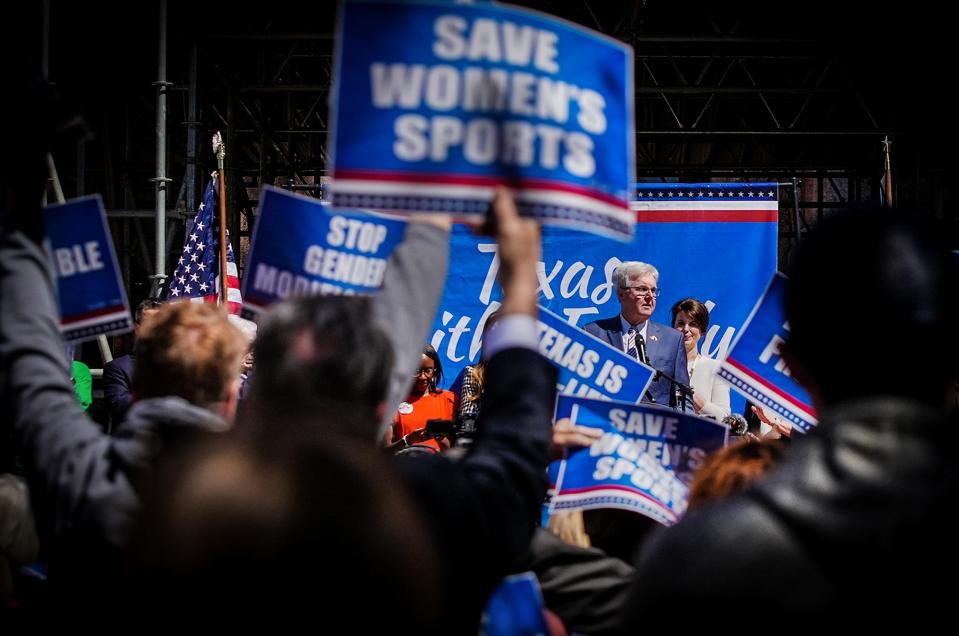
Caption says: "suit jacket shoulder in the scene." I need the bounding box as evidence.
[646,320,681,346]
[584,316,622,350]
[585,315,621,333]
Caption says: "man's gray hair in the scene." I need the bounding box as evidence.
[613,261,659,288]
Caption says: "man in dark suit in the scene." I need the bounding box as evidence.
[102,299,160,424]
[584,261,690,408]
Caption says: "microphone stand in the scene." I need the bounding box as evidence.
[649,366,694,413]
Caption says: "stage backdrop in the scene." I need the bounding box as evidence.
[428,182,779,417]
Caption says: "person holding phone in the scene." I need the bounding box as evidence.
[390,344,456,452]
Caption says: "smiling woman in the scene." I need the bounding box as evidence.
[670,298,730,420]
[390,344,456,452]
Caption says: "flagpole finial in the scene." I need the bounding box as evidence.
[213,131,226,168]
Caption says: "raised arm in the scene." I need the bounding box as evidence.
[457,188,555,562]
[0,185,122,544]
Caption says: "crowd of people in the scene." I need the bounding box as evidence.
[2,78,958,632]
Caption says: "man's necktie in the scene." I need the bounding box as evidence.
[626,328,640,360]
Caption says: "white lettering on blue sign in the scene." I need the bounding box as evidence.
[432,16,560,73]
[301,247,387,286]
[392,114,596,177]
[54,241,104,277]
[607,408,679,440]
[535,322,627,395]
[759,322,792,376]
[325,216,389,253]
[370,15,610,178]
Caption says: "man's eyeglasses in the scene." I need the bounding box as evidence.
[622,285,661,297]
[413,368,435,378]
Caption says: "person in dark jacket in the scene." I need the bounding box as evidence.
[238,188,556,633]
[0,83,457,606]
[101,299,161,426]
[622,208,959,628]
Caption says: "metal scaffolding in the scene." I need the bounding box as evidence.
[34,0,956,294]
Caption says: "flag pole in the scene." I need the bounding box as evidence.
[213,132,229,306]
[882,135,893,208]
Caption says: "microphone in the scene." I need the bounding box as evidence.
[723,413,760,441]
[635,333,649,365]
[723,413,748,435]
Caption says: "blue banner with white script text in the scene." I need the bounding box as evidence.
[430,183,778,421]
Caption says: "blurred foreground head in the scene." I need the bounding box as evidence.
[246,295,394,441]
[784,207,959,407]
[134,302,246,415]
[126,431,440,625]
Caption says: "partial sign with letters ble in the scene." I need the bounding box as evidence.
[43,195,132,341]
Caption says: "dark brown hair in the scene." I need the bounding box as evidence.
[670,298,710,332]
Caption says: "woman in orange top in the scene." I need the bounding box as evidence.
[391,344,456,452]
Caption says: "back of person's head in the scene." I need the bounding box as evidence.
[785,207,959,406]
[124,431,440,625]
[134,299,162,326]
[133,302,245,409]
[248,295,393,439]
[687,439,785,510]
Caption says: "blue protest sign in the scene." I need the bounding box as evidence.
[242,186,407,318]
[718,273,817,432]
[330,0,635,238]
[547,395,728,525]
[537,305,654,403]
[43,195,132,342]
[482,573,549,636]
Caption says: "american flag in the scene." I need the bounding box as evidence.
[166,175,242,314]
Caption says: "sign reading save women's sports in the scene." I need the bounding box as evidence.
[329,0,635,239]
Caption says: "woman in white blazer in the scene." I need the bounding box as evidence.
[670,298,731,421]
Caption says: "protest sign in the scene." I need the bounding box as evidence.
[718,273,817,432]
[548,395,728,524]
[330,0,635,238]
[242,186,407,318]
[537,305,654,403]
[43,195,132,341]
